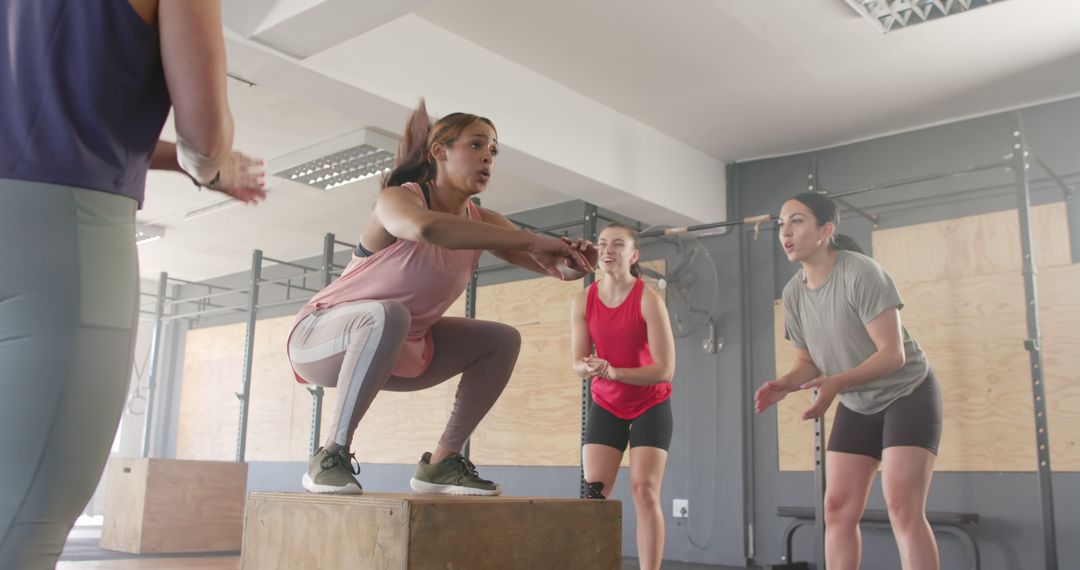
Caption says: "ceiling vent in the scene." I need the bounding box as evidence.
[844,0,1009,33]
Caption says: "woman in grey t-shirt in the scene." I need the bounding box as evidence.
[755,192,944,570]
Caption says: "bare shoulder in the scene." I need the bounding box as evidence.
[641,281,664,304]
[571,286,591,312]
[640,282,669,317]
[378,185,424,205]
[477,206,514,227]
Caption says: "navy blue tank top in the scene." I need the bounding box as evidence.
[0,0,171,205]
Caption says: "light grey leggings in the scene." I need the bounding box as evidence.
[289,301,521,453]
[0,181,138,570]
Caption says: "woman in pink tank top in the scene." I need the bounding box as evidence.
[288,100,596,497]
[570,223,676,570]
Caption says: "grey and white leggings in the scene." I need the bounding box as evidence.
[0,181,139,569]
[288,301,521,453]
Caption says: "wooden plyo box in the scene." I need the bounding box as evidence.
[101,458,248,554]
[241,492,622,569]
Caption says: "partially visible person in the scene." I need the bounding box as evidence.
[0,2,264,567]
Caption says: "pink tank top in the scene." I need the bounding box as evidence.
[289,182,482,380]
[586,279,671,419]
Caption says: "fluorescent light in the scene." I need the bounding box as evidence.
[183,198,241,221]
[271,128,399,191]
[844,0,1009,33]
[135,223,165,244]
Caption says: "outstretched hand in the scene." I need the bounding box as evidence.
[208,151,267,203]
[560,237,599,274]
[529,235,594,280]
[799,376,839,420]
[753,380,789,414]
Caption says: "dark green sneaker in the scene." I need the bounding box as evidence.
[302,447,362,494]
[409,452,501,496]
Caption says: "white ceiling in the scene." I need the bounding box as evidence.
[136,0,1080,282]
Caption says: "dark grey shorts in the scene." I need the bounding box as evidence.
[827,371,943,460]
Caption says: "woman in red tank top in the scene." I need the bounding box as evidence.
[570,223,676,570]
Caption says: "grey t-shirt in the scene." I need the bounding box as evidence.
[782,251,929,414]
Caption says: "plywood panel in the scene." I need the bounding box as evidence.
[471,279,581,466]
[870,202,1071,287]
[177,323,245,461]
[1029,264,1080,470]
[773,300,835,472]
[776,265,1080,472]
[469,320,582,466]
[247,315,308,462]
[102,458,246,554]
[57,558,239,570]
[101,458,149,552]
[241,492,621,570]
[141,460,247,553]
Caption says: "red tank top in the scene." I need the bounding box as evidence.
[586,279,671,419]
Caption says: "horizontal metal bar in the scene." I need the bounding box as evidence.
[476,262,516,274]
[265,281,320,295]
[164,287,249,306]
[1031,154,1074,199]
[256,298,309,311]
[826,159,1010,200]
[639,214,771,239]
[333,239,356,248]
[160,304,248,322]
[831,195,879,225]
[260,256,319,272]
[164,276,235,290]
[536,219,585,233]
[506,217,567,239]
[258,272,320,287]
[840,173,1074,218]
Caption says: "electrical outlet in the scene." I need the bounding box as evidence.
[672,498,689,518]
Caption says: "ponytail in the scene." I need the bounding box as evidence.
[831,233,865,255]
[384,99,435,188]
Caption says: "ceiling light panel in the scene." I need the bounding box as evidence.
[271,128,399,191]
[844,0,1009,33]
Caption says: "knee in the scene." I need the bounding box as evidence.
[884,491,924,530]
[496,323,522,351]
[630,478,660,505]
[823,492,862,529]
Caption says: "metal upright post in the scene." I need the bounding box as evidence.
[236,250,263,463]
[140,272,169,458]
[805,162,829,570]
[462,197,481,460]
[304,235,335,455]
[579,203,598,498]
[1011,114,1059,570]
[812,414,827,570]
[462,270,479,460]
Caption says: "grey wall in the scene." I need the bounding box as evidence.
[141,96,1080,569]
[736,97,1080,570]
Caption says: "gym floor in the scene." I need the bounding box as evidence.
[57,521,753,569]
